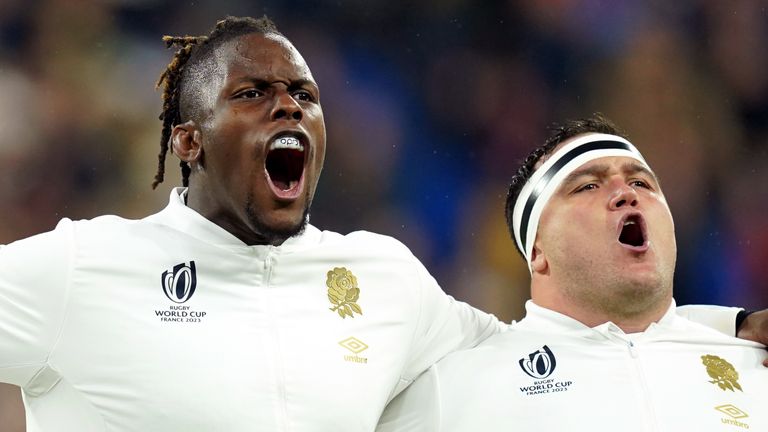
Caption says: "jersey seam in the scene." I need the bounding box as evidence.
[41,223,111,431]
[0,362,46,369]
[433,366,443,432]
[401,257,427,383]
[42,220,77,382]
[56,375,111,432]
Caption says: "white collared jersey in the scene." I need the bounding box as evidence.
[0,188,505,432]
[377,301,768,432]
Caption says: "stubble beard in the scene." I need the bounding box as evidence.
[245,193,312,246]
[559,260,673,322]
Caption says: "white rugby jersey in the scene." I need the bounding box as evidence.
[0,188,505,432]
[378,301,767,432]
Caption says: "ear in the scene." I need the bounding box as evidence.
[171,120,203,165]
[530,241,548,274]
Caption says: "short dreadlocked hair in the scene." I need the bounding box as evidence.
[504,113,628,257]
[153,16,283,189]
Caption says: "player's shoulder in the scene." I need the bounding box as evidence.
[317,228,416,257]
[417,328,550,402]
[75,213,137,227]
[57,212,185,252]
[1,214,147,259]
[669,315,765,349]
[68,213,147,237]
[1,215,121,249]
[436,327,544,370]
[0,217,76,254]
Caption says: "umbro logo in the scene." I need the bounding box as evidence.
[161,261,197,304]
[339,336,369,364]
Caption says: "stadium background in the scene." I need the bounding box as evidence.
[1,0,766,428]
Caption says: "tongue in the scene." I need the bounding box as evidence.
[273,179,297,191]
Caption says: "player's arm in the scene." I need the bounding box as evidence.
[736,309,768,366]
[675,304,768,339]
[377,366,441,432]
[676,304,744,336]
[677,304,768,365]
[0,219,73,387]
[390,257,506,400]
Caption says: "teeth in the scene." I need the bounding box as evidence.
[270,136,304,151]
[624,220,636,226]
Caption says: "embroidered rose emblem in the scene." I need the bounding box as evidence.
[701,354,742,392]
[326,267,363,318]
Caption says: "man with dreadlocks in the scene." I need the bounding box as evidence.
[0,16,764,432]
[0,16,501,431]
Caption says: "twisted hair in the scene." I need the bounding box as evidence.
[153,16,281,189]
[504,113,627,256]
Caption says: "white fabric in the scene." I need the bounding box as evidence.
[378,300,767,432]
[511,133,650,271]
[676,304,746,336]
[0,188,505,432]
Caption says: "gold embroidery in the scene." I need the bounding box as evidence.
[338,337,369,354]
[701,354,742,392]
[326,267,363,318]
[715,405,749,419]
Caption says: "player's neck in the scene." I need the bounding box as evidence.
[184,184,275,246]
[531,283,672,333]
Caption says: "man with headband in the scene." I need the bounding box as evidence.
[377,114,768,431]
[1,16,766,429]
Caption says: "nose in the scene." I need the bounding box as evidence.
[609,183,639,210]
[270,92,303,122]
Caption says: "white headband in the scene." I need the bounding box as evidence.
[512,133,650,272]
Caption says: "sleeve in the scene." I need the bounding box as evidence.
[390,258,506,400]
[377,366,441,432]
[0,219,74,387]
[676,304,742,336]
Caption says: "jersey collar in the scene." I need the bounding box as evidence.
[516,299,679,341]
[148,187,322,250]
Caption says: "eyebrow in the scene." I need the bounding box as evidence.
[621,162,660,185]
[560,161,660,191]
[244,77,316,88]
[560,164,610,190]
[288,78,317,89]
[227,75,318,90]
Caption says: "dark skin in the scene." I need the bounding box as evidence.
[738,310,768,366]
[171,33,326,246]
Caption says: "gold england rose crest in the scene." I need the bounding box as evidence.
[701,354,742,392]
[326,267,363,319]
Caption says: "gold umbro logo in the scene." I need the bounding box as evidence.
[339,337,369,354]
[716,405,748,419]
[339,336,369,364]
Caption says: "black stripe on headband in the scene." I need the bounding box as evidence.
[518,140,635,252]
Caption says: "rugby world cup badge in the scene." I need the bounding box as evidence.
[519,345,557,379]
[518,345,574,396]
[162,261,197,303]
[155,261,207,324]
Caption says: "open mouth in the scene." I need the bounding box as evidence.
[265,134,307,198]
[618,214,647,249]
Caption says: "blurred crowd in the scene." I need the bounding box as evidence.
[1,0,767,428]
